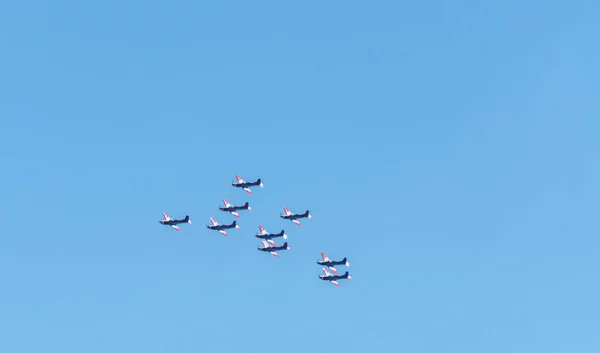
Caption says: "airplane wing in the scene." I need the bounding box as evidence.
[283,207,292,216]
[163,213,170,220]
[267,239,276,247]
[223,199,231,207]
[258,225,268,235]
[209,217,218,226]
[321,252,330,261]
[322,268,331,276]
[171,225,181,231]
[236,175,244,183]
[261,240,269,248]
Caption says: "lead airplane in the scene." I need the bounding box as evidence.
[219,199,251,218]
[319,268,352,286]
[158,213,192,231]
[255,225,287,242]
[206,217,239,236]
[317,252,350,274]
[257,240,290,257]
[232,175,263,194]
[280,207,312,226]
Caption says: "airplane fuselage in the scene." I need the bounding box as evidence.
[281,215,305,220]
[281,211,309,220]
[232,180,261,188]
[317,260,346,267]
[219,206,247,211]
[320,272,350,281]
[258,246,286,252]
[207,224,235,230]
[256,231,285,239]
[159,219,187,226]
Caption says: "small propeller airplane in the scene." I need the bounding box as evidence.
[257,240,290,257]
[317,252,350,274]
[158,213,192,231]
[319,268,352,286]
[232,175,263,194]
[206,217,239,236]
[219,199,251,218]
[255,225,287,242]
[280,206,312,226]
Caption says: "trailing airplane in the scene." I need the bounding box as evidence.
[232,175,263,194]
[317,252,350,274]
[280,206,312,226]
[255,225,287,242]
[219,199,251,218]
[158,213,192,231]
[206,217,239,236]
[257,240,290,257]
[319,268,352,286]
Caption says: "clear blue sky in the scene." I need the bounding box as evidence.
[1,1,599,352]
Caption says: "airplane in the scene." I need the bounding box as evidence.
[255,225,287,244]
[317,252,350,274]
[232,175,263,194]
[158,213,192,231]
[280,206,312,226]
[206,217,239,236]
[257,240,290,257]
[219,199,251,218]
[319,268,352,286]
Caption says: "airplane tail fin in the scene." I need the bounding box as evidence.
[244,202,249,208]
[343,258,350,267]
[282,242,289,250]
[233,220,239,229]
[257,178,263,187]
[343,271,349,278]
[306,210,312,219]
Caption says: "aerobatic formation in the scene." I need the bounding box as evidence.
[318,252,352,286]
[158,174,352,286]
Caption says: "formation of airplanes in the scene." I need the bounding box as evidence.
[317,252,352,286]
[157,174,352,286]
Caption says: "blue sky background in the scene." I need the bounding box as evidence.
[1,1,599,352]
